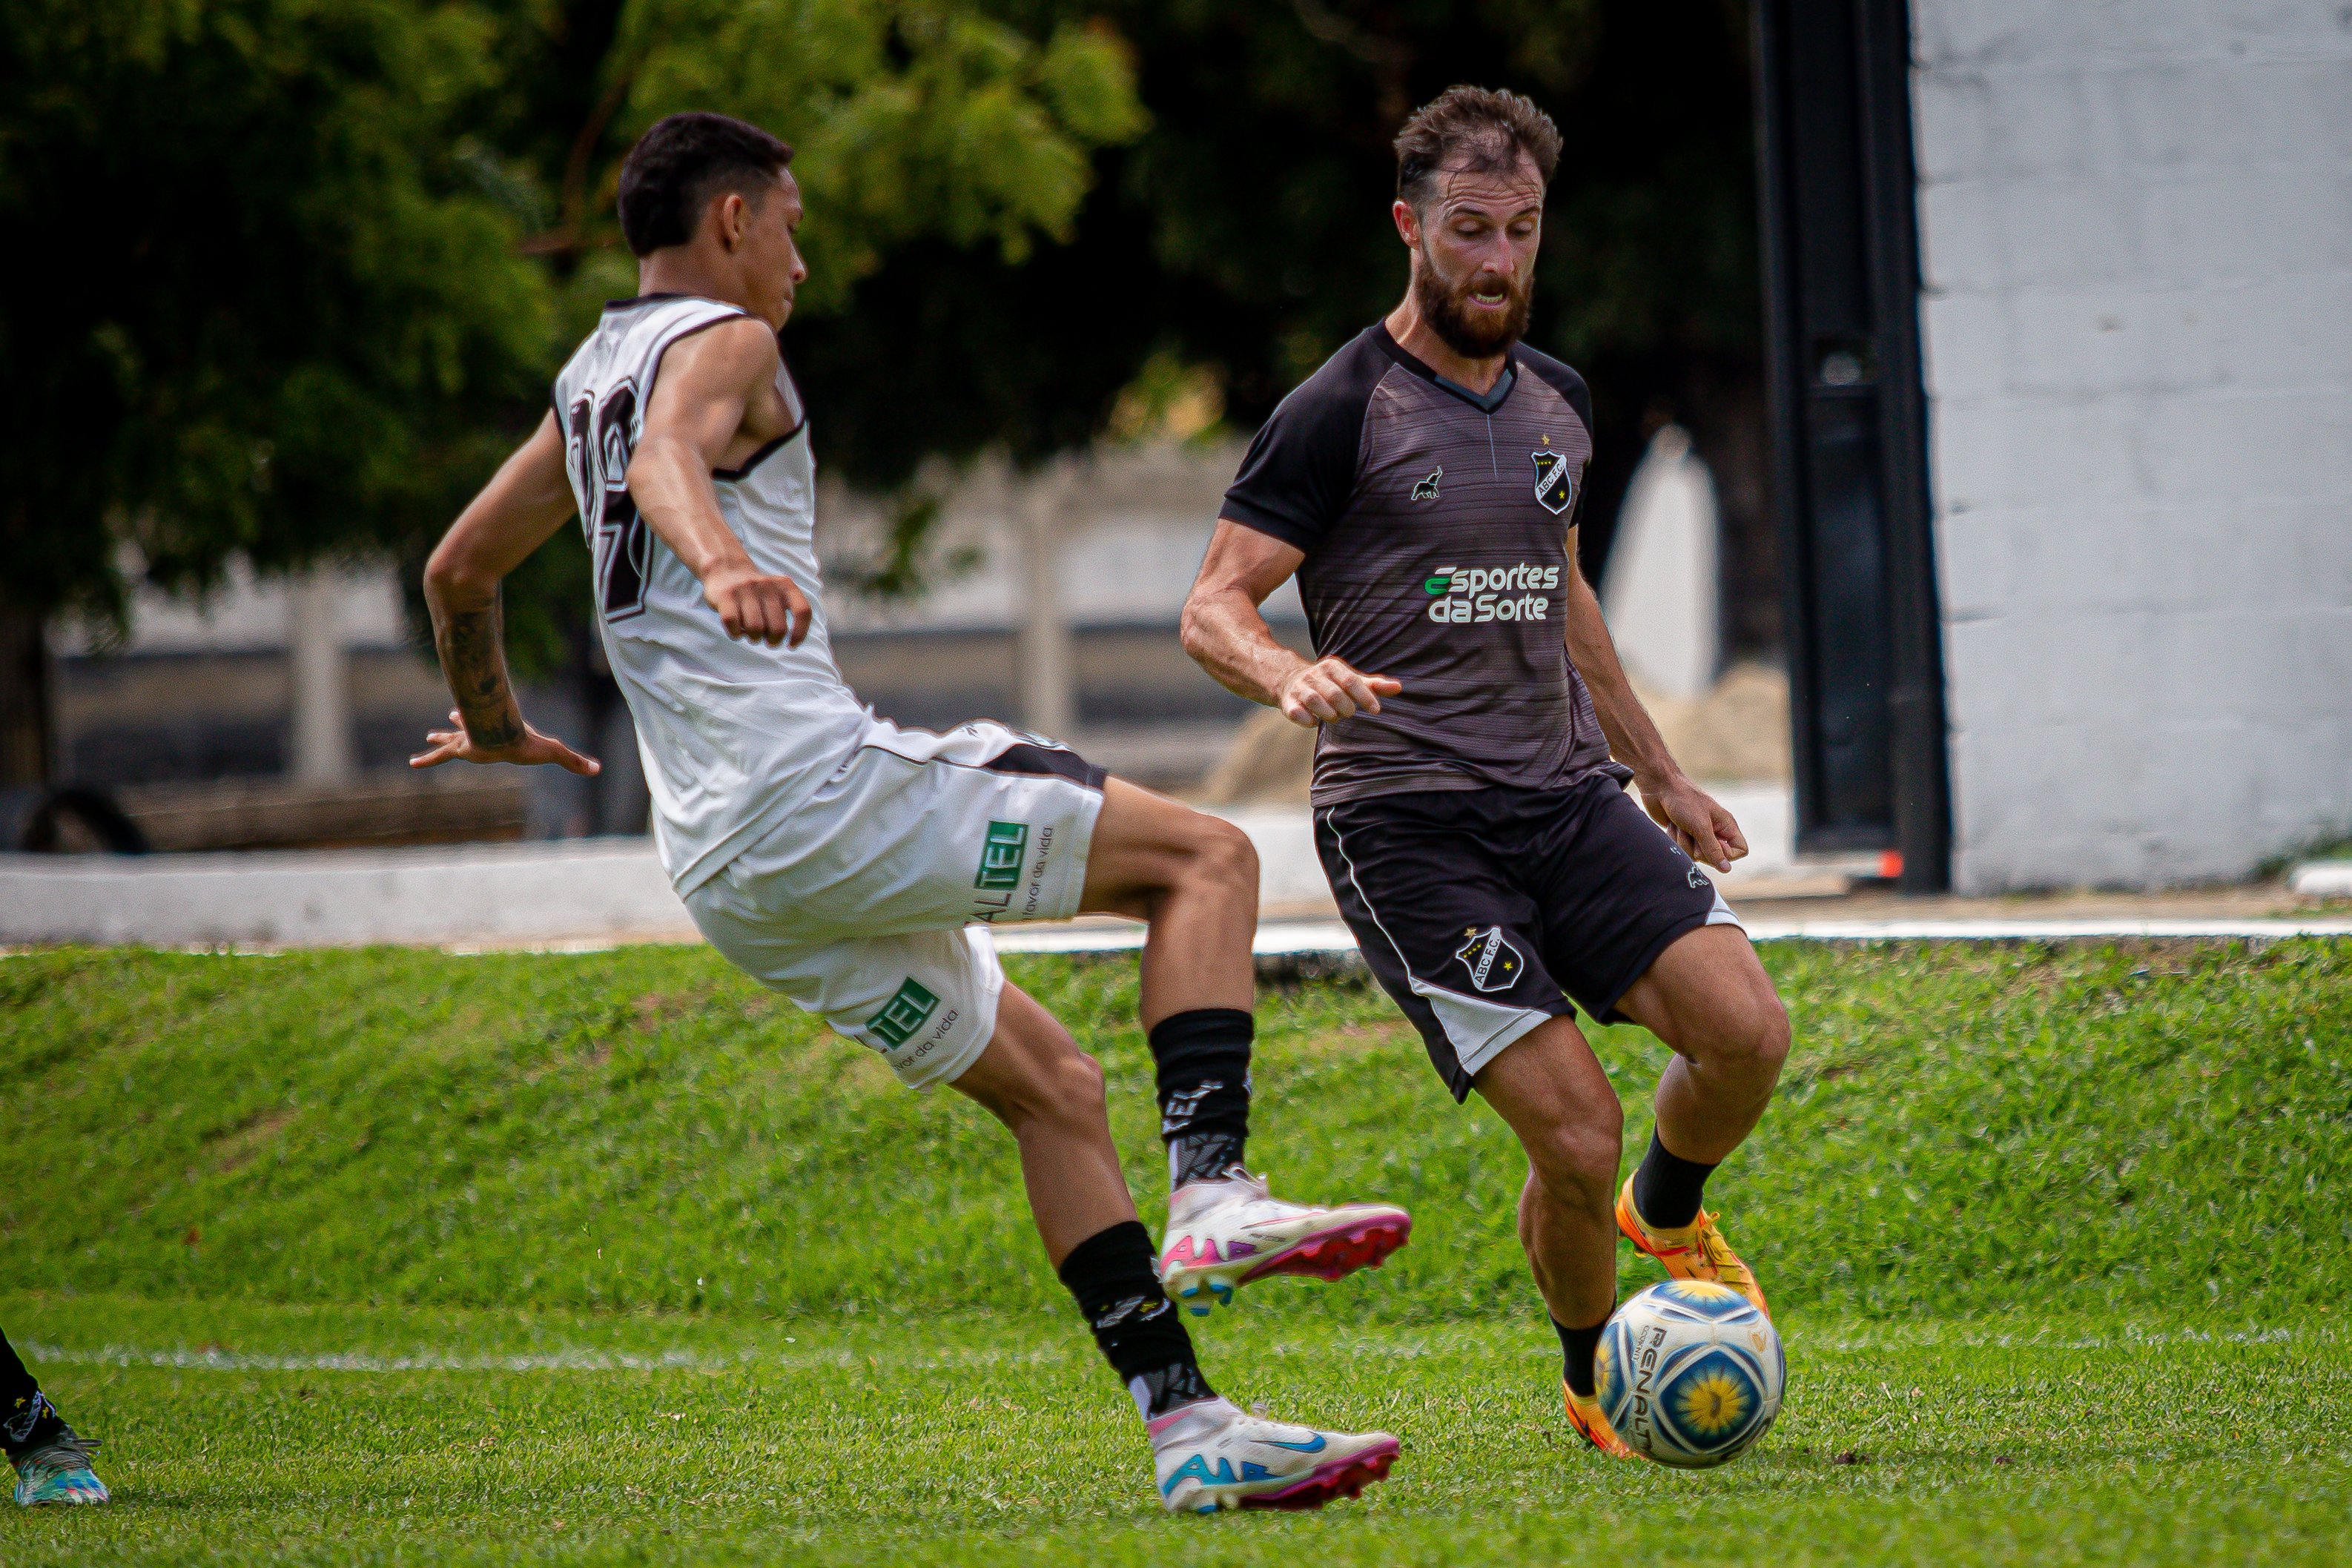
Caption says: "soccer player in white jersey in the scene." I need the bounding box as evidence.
[411,111,1407,1512]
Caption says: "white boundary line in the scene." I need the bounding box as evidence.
[24,1322,2313,1375]
[10,918,2348,962]
[988,916,2352,956]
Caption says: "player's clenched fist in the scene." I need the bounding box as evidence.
[704,564,812,647]
[1278,657,1404,727]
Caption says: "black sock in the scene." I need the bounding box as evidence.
[1631,1128,1718,1231]
[1057,1221,1215,1419]
[1149,1009,1253,1191]
[1554,1316,1608,1398]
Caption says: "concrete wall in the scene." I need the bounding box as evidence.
[1912,0,2352,889]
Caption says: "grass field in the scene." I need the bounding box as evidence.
[4,939,2350,1564]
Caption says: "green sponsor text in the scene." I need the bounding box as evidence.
[974,819,1030,892]
[867,977,941,1048]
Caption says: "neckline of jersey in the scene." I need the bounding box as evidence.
[602,291,744,314]
[1370,322,1517,414]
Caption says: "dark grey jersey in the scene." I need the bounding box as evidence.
[1223,323,1630,807]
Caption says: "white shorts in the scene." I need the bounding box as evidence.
[684,718,1108,1089]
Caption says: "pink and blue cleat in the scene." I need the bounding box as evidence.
[1151,1396,1399,1512]
[1157,1171,1412,1316]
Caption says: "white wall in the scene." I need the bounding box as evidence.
[816,440,1303,635]
[1913,0,2352,889]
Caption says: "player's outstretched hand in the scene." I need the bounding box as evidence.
[1642,774,1747,873]
[704,564,812,648]
[1279,657,1403,727]
[409,711,602,775]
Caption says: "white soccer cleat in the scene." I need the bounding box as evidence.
[1157,1171,1411,1315]
[1150,1397,1399,1512]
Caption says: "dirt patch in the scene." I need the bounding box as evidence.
[209,1105,295,1174]
[631,992,704,1033]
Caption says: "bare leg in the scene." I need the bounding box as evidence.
[1612,925,1790,1165]
[950,982,1135,1265]
[1078,778,1257,1030]
[1471,1017,1625,1330]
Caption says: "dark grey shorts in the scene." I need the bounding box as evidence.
[1315,775,1744,1101]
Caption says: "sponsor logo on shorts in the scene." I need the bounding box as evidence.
[1687,863,1708,889]
[973,820,1059,923]
[867,976,941,1048]
[1423,561,1559,623]
[1454,924,1524,993]
[974,820,1030,892]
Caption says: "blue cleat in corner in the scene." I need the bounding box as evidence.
[12,1428,108,1506]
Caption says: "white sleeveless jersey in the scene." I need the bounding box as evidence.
[552,294,871,893]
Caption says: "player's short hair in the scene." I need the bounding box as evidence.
[1393,86,1562,209]
[617,112,796,257]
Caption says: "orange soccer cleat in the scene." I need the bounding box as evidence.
[1615,1177,1770,1317]
[1562,1380,1636,1459]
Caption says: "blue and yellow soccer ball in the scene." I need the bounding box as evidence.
[1595,1280,1784,1468]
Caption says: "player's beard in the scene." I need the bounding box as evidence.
[1412,248,1532,361]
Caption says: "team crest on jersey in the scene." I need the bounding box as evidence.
[1454,925,1524,993]
[1532,443,1576,515]
[1412,466,1443,502]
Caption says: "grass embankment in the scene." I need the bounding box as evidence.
[3,941,2349,1564]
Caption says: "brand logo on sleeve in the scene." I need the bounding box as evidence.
[1533,437,1576,515]
[867,977,942,1048]
[1423,562,1559,623]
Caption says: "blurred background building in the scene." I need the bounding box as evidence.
[3,0,2344,896]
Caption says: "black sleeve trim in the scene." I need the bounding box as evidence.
[1218,330,1385,554]
[1219,498,1321,552]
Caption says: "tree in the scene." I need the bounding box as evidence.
[0,0,552,786]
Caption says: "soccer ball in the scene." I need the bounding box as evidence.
[1594,1280,1784,1468]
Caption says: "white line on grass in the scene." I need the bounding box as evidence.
[988,916,2352,955]
[19,1340,1088,1376]
[23,1323,2316,1377]
[20,1341,745,1374]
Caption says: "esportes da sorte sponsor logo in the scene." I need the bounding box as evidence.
[1422,561,1559,623]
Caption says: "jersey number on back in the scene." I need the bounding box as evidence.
[567,383,651,622]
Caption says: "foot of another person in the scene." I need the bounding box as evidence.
[1152,1397,1399,1512]
[1157,1172,1411,1315]
[10,1428,108,1507]
[1561,1381,1636,1460]
[1614,1177,1769,1315]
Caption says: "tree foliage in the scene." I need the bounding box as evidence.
[624,1,1145,305]
[0,0,552,624]
[0,0,1146,633]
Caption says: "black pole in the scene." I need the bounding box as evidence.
[1854,0,1951,893]
[1751,0,1951,890]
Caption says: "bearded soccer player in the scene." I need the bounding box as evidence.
[1180,86,1791,1458]
[412,112,1407,1511]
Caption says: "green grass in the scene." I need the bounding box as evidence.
[4,940,2351,1563]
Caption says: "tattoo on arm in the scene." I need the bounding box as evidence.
[432,592,524,749]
